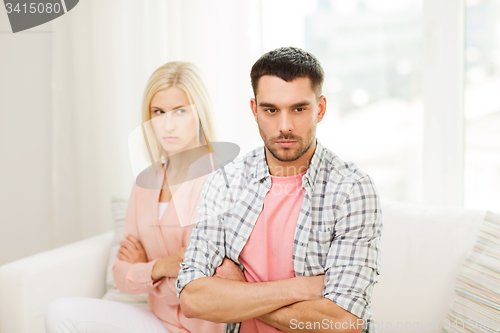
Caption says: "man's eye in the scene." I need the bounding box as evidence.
[296,107,305,112]
[265,109,277,113]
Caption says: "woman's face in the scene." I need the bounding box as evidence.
[149,86,200,155]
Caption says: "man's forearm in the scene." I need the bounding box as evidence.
[258,298,363,333]
[179,276,318,323]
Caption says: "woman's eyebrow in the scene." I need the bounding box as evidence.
[150,105,188,110]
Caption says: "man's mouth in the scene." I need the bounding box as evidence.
[276,140,296,148]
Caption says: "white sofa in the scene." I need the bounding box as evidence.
[0,200,486,333]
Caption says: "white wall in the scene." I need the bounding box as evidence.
[0,0,265,266]
[0,11,53,266]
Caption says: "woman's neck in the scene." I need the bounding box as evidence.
[164,141,209,185]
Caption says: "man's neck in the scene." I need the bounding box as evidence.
[266,140,317,177]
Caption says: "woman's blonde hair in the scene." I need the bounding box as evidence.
[141,62,215,162]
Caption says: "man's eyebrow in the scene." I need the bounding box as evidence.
[290,101,311,108]
[258,102,277,108]
[258,101,311,108]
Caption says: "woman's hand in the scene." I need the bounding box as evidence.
[151,247,186,281]
[165,246,186,277]
[214,257,247,282]
[117,235,148,264]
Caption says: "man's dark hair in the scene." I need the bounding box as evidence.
[250,46,325,99]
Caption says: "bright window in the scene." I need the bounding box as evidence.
[262,0,424,203]
[464,0,500,210]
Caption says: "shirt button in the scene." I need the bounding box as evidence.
[238,236,245,242]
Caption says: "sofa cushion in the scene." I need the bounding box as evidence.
[442,210,500,332]
[101,198,149,309]
[371,200,485,332]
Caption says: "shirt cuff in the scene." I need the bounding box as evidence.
[176,266,209,298]
[324,292,369,320]
[127,258,163,288]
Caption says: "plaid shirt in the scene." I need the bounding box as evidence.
[176,139,382,333]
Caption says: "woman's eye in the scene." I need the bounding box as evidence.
[153,109,164,115]
[175,108,186,115]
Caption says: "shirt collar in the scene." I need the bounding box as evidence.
[304,138,325,192]
[252,146,270,184]
[252,139,326,192]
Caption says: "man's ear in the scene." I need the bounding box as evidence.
[317,95,327,123]
[250,97,258,123]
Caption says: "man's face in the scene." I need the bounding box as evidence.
[251,75,326,163]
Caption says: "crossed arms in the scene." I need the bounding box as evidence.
[175,171,381,333]
[180,258,363,333]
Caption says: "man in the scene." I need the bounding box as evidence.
[176,47,382,333]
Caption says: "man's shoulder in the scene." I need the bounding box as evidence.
[206,146,263,186]
[222,145,262,174]
[320,145,372,185]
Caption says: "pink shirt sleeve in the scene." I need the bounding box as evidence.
[111,183,173,298]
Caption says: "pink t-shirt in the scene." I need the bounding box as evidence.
[239,170,307,333]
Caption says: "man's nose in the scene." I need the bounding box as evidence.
[278,111,294,133]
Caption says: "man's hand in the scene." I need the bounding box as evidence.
[299,275,325,301]
[117,235,148,263]
[256,274,324,324]
[214,257,247,282]
[213,257,322,299]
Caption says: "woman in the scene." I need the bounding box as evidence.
[45,62,224,333]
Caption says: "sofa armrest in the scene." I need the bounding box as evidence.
[0,231,114,333]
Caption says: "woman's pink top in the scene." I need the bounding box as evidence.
[112,164,224,333]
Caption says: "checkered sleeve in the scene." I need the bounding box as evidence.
[176,170,227,297]
[323,175,382,324]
